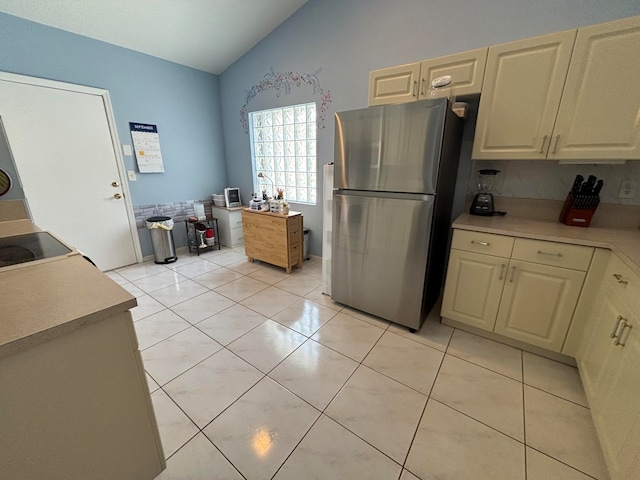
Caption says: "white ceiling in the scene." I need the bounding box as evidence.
[0,0,308,74]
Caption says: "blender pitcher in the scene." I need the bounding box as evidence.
[470,169,502,216]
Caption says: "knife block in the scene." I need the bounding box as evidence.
[559,191,600,227]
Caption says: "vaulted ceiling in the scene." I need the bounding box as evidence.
[0,0,309,74]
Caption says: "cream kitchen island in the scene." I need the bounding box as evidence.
[0,208,165,480]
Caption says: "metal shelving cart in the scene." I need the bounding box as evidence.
[185,217,220,255]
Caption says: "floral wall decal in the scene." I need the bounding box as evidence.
[240,68,331,134]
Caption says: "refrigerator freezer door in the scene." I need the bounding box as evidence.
[331,191,434,330]
[334,99,446,194]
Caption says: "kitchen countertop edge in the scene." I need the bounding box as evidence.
[453,212,640,276]
[0,220,137,358]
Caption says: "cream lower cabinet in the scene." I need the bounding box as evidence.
[473,15,640,161]
[493,259,586,351]
[578,253,640,480]
[368,48,487,106]
[442,230,593,352]
[0,311,165,480]
[441,249,508,331]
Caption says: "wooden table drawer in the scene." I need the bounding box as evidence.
[451,229,514,258]
[511,238,594,271]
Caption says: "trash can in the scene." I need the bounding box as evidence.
[146,216,177,264]
[303,228,310,260]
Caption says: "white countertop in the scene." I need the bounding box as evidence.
[0,217,136,358]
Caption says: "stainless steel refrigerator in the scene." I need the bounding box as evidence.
[331,99,463,331]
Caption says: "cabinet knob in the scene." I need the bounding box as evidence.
[539,135,548,154]
[471,240,491,246]
[537,250,563,257]
[498,264,506,281]
[614,320,632,347]
[612,273,629,285]
[610,315,625,340]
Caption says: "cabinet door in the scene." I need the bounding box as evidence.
[494,260,585,351]
[472,30,576,160]
[368,62,421,106]
[441,249,507,331]
[550,16,640,160]
[418,48,488,99]
[599,310,640,480]
[578,290,621,411]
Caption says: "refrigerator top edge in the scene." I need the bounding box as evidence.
[333,99,458,195]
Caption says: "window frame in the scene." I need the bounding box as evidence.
[248,102,317,205]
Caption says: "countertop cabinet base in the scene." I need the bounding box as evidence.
[0,311,165,480]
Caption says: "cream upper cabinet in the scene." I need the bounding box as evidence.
[578,253,640,480]
[474,15,640,161]
[417,48,488,100]
[472,30,577,160]
[368,62,421,106]
[550,15,640,160]
[368,48,488,106]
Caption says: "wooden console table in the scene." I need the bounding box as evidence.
[241,208,303,273]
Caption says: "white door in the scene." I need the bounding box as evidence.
[0,74,140,271]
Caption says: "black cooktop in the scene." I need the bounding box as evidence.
[0,232,72,268]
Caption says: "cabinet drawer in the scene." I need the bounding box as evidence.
[288,219,302,246]
[451,229,514,258]
[511,238,593,271]
[229,211,244,230]
[229,227,244,246]
[605,253,640,312]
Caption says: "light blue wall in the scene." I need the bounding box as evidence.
[219,0,640,256]
[0,12,226,255]
[1,2,639,258]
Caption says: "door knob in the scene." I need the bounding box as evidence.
[113,193,122,199]
[111,181,120,187]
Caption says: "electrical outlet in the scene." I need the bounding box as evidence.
[127,170,137,181]
[618,180,637,199]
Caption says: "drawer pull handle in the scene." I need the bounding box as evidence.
[539,135,548,153]
[471,240,491,246]
[610,315,625,340]
[552,135,560,154]
[612,273,629,285]
[536,250,562,257]
[509,266,516,283]
[614,319,632,347]
[498,264,505,281]
[412,80,418,97]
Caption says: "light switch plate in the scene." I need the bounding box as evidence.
[122,144,133,156]
[127,170,137,181]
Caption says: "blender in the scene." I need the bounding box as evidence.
[470,169,504,216]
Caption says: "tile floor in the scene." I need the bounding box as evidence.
[107,247,609,480]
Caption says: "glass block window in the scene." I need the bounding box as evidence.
[249,102,317,205]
